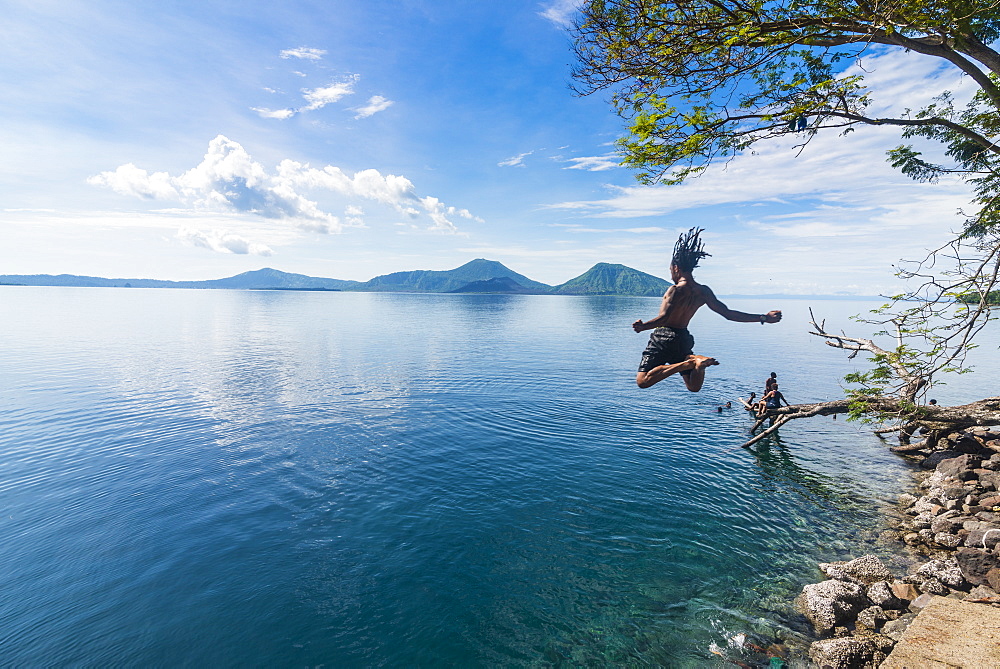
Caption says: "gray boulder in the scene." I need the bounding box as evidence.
[934,532,963,548]
[919,577,949,595]
[922,450,962,469]
[979,472,1000,492]
[966,584,999,600]
[911,498,943,517]
[808,637,876,668]
[966,527,1000,550]
[798,579,868,634]
[916,558,967,589]
[867,581,905,609]
[930,513,966,534]
[819,555,893,585]
[940,485,973,500]
[956,547,1000,586]
[881,612,916,641]
[856,605,888,631]
[954,436,985,455]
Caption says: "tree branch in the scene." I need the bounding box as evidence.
[741,396,1000,447]
[744,415,792,448]
[820,112,1000,154]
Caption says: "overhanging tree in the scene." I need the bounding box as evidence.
[572,0,1000,445]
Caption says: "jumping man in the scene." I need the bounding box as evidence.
[633,228,782,391]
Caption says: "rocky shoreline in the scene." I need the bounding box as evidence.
[795,426,1000,668]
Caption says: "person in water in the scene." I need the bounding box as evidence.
[765,372,777,393]
[633,228,782,391]
[757,383,790,418]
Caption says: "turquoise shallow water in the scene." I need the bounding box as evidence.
[1,288,992,666]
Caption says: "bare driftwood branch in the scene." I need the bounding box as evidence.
[807,307,927,401]
[743,415,792,448]
[740,397,1000,448]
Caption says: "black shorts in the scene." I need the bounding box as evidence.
[638,327,694,375]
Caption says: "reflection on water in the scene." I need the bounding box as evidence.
[748,432,859,507]
[0,288,995,666]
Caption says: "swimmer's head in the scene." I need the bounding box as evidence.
[671,227,711,273]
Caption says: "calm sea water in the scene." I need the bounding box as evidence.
[1,288,996,667]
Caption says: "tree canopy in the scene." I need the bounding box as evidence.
[572,0,1000,233]
[573,1,1000,428]
[574,0,1000,189]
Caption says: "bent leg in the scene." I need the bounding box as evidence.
[636,358,696,388]
[681,355,719,392]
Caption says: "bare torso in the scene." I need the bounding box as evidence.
[656,278,709,329]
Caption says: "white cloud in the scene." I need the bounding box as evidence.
[280,47,327,60]
[177,227,273,256]
[302,76,359,111]
[563,154,620,171]
[169,137,339,231]
[89,135,474,238]
[539,0,584,27]
[251,107,295,120]
[276,160,481,230]
[417,197,485,232]
[343,205,365,227]
[352,95,394,119]
[87,163,179,200]
[498,150,534,167]
[259,76,360,119]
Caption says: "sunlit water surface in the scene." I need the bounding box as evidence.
[2,288,997,666]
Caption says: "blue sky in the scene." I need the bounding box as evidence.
[0,0,980,294]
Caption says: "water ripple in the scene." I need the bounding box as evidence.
[0,289,974,666]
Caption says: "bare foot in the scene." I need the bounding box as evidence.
[689,355,719,369]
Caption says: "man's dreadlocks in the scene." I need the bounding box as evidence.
[671,227,711,273]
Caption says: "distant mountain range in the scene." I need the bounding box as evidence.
[0,259,672,297]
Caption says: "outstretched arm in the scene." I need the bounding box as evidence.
[704,286,781,324]
[632,287,675,332]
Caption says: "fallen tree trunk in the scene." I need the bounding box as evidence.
[741,396,1000,448]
